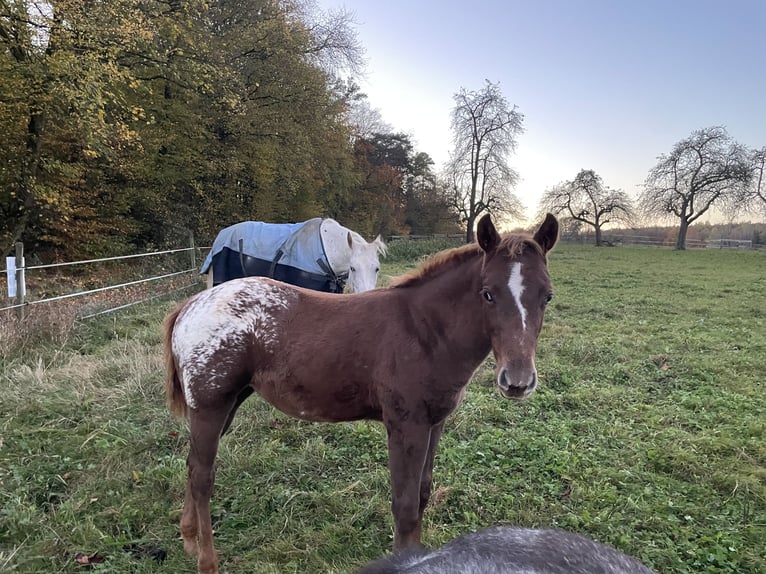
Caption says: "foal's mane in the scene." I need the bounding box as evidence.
[391,233,540,288]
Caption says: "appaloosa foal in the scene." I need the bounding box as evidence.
[164,214,558,574]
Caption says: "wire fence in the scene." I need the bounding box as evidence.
[560,233,762,249]
[1,240,209,320]
[388,233,465,241]
[389,232,763,250]
[558,233,702,248]
[4,229,762,321]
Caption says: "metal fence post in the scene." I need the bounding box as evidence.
[189,232,197,280]
[15,241,25,320]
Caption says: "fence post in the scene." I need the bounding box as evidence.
[189,232,197,278]
[15,241,25,320]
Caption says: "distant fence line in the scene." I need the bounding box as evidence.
[389,232,761,250]
[582,234,705,248]
[705,238,754,249]
[4,229,762,321]
[388,233,465,241]
[1,236,209,320]
[562,233,761,249]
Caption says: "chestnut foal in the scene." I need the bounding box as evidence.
[164,214,558,573]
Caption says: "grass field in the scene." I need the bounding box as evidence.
[1,242,764,573]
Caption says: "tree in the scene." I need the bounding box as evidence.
[538,169,634,246]
[403,152,459,235]
[0,0,164,256]
[165,0,364,237]
[445,81,524,243]
[351,132,413,236]
[345,95,392,141]
[0,0,366,256]
[747,147,765,214]
[639,126,752,249]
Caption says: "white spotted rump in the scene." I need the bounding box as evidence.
[507,262,527,330]
[171,279,293,410]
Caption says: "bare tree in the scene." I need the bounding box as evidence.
[639,126,752,249]
[445,81,524,243]
[345,97,392,141]
[302,2,365,77]
[538,169,634,246]
[747,147,765,214]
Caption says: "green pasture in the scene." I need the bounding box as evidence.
[1,243,764,573]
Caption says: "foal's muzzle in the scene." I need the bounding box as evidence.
[497,367,537,400]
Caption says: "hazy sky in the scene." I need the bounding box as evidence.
[315,0,765,223]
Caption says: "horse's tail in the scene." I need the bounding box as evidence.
[163,304,188,419]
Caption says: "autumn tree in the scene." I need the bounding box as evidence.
[0,0,366,256]
[350,132,413,236]
[0,0,170,256]
[343,132,457,237]
[639,126,752,249]
[539,169,634,246]
[445,80,524,243]
[404,152,459,235]
[132,0,364,243]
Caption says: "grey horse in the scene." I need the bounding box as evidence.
[355,526,655,574]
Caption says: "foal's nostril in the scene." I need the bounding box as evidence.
[498,368,510,389]
[498,367,537,391]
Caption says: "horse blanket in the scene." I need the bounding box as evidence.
[200,218,346,293]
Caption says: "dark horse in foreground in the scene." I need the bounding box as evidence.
[164,214,558,574]
[355,526,656,574]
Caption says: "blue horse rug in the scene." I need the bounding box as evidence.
[200,218,346,293]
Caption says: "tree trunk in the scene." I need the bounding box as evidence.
[5,110,46,255]
[676,218,689,250]
[595,225,602,246]
[465,214,475,243]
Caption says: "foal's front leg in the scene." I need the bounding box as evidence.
[419,421,445,517]
[385,420,431,549]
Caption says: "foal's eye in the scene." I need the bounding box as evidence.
[375,267,380,273]
[545,293,554,304]
[482,289,494,303]
[350,266,356,273]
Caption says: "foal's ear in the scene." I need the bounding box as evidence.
[477,213,500,253]
[533,213,559,254]
[347,231,353,248]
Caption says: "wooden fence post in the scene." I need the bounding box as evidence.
[15,241,25,320]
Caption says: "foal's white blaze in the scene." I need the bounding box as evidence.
[172,279,292,410]
[507,262,527,330]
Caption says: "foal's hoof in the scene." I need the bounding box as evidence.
[198,555,219,574]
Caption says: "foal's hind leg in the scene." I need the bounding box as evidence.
[180,478,199,555]
[220,387,254,436]
[184,407,232,574]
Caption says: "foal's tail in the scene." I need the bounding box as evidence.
[163,305,188,419]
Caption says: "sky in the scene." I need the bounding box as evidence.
[314,0,766,224]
